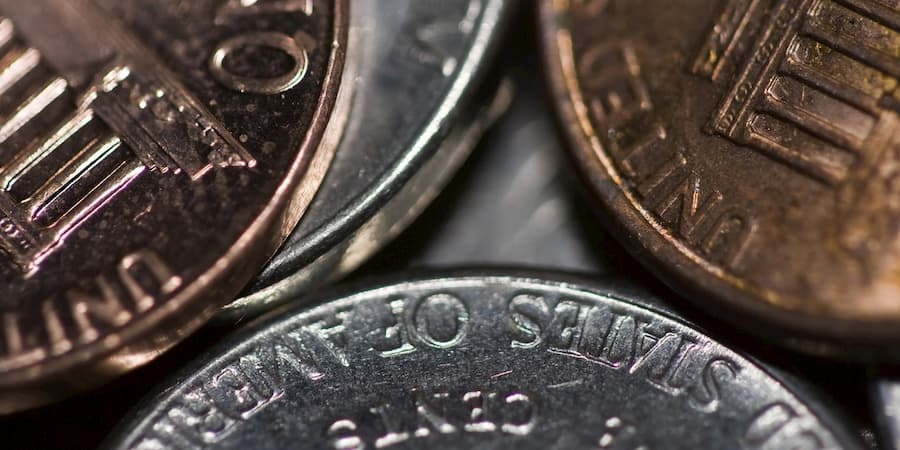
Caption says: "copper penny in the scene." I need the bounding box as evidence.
[0,0,346,412]
[540,0,900,354]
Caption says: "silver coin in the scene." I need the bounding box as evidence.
[872,378,900,449]
[107,273,861,449]
[397,74,612,273]
[220,0,513,320]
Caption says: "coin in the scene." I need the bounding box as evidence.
[106,273,861,449]
[219,0,513,320]
[540,0,900,352]
[0,0,346,412]
[393,72,614,273]
[872,376,900,449]
[360,62,878,446]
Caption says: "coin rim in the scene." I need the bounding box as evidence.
[224,0,514,314]
[537,0,900,350]
[104,270,864,449]
[0,1,349,402]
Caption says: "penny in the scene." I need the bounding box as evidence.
[0,0,346,412]
[106,273,862,449]
[219,0,513,321]
[540,0,900,352]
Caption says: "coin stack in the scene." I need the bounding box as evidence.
[0,1,896,449]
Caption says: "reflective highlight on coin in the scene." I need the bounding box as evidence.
[540,0,900,350]
[222,0,513,319]
[108,274,860,449]
[0,0,346,411]
[873,376,900,449]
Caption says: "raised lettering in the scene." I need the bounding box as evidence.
[342,388,538,448]
[640,335,699,396]
[579,42,651,127]
[166,386,236,445]
[546,300,584,354]
[636,151,688,199]
[210,32,309,95]
[592,311,639,368]
[501,393,536,436]
[372,403,411,448]
[206,361,281,420]
[67,275,132,343]
[576,305,614,361]
[653,171,724,240]
[298,309,350,368]
[744,402,825,449]
[271,331,331,381]
[372,298,415,358]
[463,391,496,433]
[118,250,182,313]
[689,356,738,413]
[701,208,755,268]
[508,294,550,349]
[0,313,44,368]
[415,391,456,435]
[327,419,362,450]
[410,294,469,349]
[41,299,71,355]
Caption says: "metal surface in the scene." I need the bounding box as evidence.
[0,0,346,412]
[540,0,900,353]
[875,376,900,450]
[361,69,878,447]
[397,73,613,273]
[221,0,513,321]
[107,273,861,449]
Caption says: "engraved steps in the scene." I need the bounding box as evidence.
[0,16,140,272]
[698,0,900,185]
[0,48,40,102]
[806,0,900,77]
[0,0,268,272]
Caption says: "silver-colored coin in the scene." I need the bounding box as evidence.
[872,378,900,449]
[107,273,861,449]
[398,75,612,273]
[221,0,513,320]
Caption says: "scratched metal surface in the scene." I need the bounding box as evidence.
[357,44,880,448]
[106,273,864,449]
[221,0,513,321]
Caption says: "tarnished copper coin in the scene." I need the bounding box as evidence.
[0,0,346,412]
[540,0,900,353]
